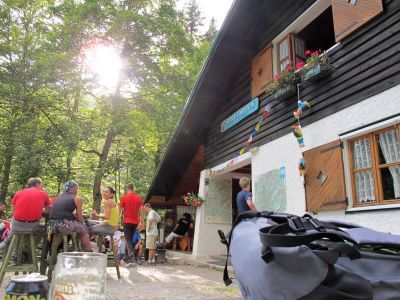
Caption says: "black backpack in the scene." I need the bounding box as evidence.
[219,211,400,300]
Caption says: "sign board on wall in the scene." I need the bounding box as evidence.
[221,98,259,132]
[204,177,232,224]
[254,169,287,212]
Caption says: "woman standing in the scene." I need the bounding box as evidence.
[86,186,119,236]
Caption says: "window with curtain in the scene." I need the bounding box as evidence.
[349,125,400,206]
[277,36,291,73]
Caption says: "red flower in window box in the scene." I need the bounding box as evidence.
[266,62,296,95]
[181,192,204,207]
[298,50,331,82]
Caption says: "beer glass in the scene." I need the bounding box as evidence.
[49,252,107,300]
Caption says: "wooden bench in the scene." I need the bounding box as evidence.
[96,234,120,280]
[172,236,191,251]
[46,232,79,282]
[0,231,38,285]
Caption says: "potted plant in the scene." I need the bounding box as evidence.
[182,192,204,207]
[297,50,331,82]
[266,64,296,99]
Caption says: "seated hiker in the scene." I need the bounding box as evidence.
[164,213,194,248]
[0,178,50,264]
[86,186,119,237]
[49,180,92,252]
[132,230,143,264]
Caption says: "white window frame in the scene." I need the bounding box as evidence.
[340,116,400,212]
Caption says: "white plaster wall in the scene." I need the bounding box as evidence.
[192,170,231,257]
[252,84,400,234]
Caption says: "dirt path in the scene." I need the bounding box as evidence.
[0,263,242,299]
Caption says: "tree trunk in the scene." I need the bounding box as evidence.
[66,152,72,179]
[0,137,15,204]
[91,39,127,211]
[92,128,115,212]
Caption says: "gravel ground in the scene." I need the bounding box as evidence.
[0,263,242,299]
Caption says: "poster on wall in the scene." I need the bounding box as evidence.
[205,177,232,224]
[254,169,287,212]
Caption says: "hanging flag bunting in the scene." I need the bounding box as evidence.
[291,125,305,147]
[246,135,253,147]
[263,102,272,119]
[209,100,273,175]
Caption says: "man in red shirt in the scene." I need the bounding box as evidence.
[0,178,50,259]
[119,183,144,264]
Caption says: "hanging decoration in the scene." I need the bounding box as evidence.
[292,83,310,177]
[298,158,307,176]
[209,99,272,175]
[291,125,304,147]
[294,99,311,119]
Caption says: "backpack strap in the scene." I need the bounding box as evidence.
[218,210,274,286]
[259,215,360,264]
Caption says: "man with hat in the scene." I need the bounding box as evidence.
[144,203,161,266]
[49,180,92,251]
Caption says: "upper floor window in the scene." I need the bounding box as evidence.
[349,126,400,206]
[276,7,336,74]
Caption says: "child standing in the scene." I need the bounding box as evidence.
[117,234,126,266]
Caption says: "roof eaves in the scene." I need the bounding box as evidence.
[144,0,240,201]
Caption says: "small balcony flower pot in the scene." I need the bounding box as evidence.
[269,84,297,101]
[191,200,203,207]
[301,63,331,82]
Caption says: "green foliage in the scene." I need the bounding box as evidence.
[0,0,212,213]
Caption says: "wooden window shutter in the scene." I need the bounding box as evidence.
[251,45,273,98]
[304,140,347,212]
[332,0,383,42]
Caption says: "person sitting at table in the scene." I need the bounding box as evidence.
[49,180,92,252]
[0,178,51,264]
[163,213,194,248]
[86,186,119,237]
[132,230,143,264]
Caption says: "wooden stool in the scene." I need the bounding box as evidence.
[0,231,38,285]
[46,233,79,281]
[172,236,191,251]
[96,234,120,280]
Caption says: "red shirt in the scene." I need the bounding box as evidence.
[119,192,143,224]
[50,196,58,205]
[12,188,50,221]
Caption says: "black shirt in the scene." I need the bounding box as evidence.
[173,218,191,235]
[49,192,77,220]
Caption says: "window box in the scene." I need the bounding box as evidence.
[269,84,297,100]
[301,63,331,82]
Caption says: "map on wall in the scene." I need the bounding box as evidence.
[254,169,287,212]
[205,177,232,224]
